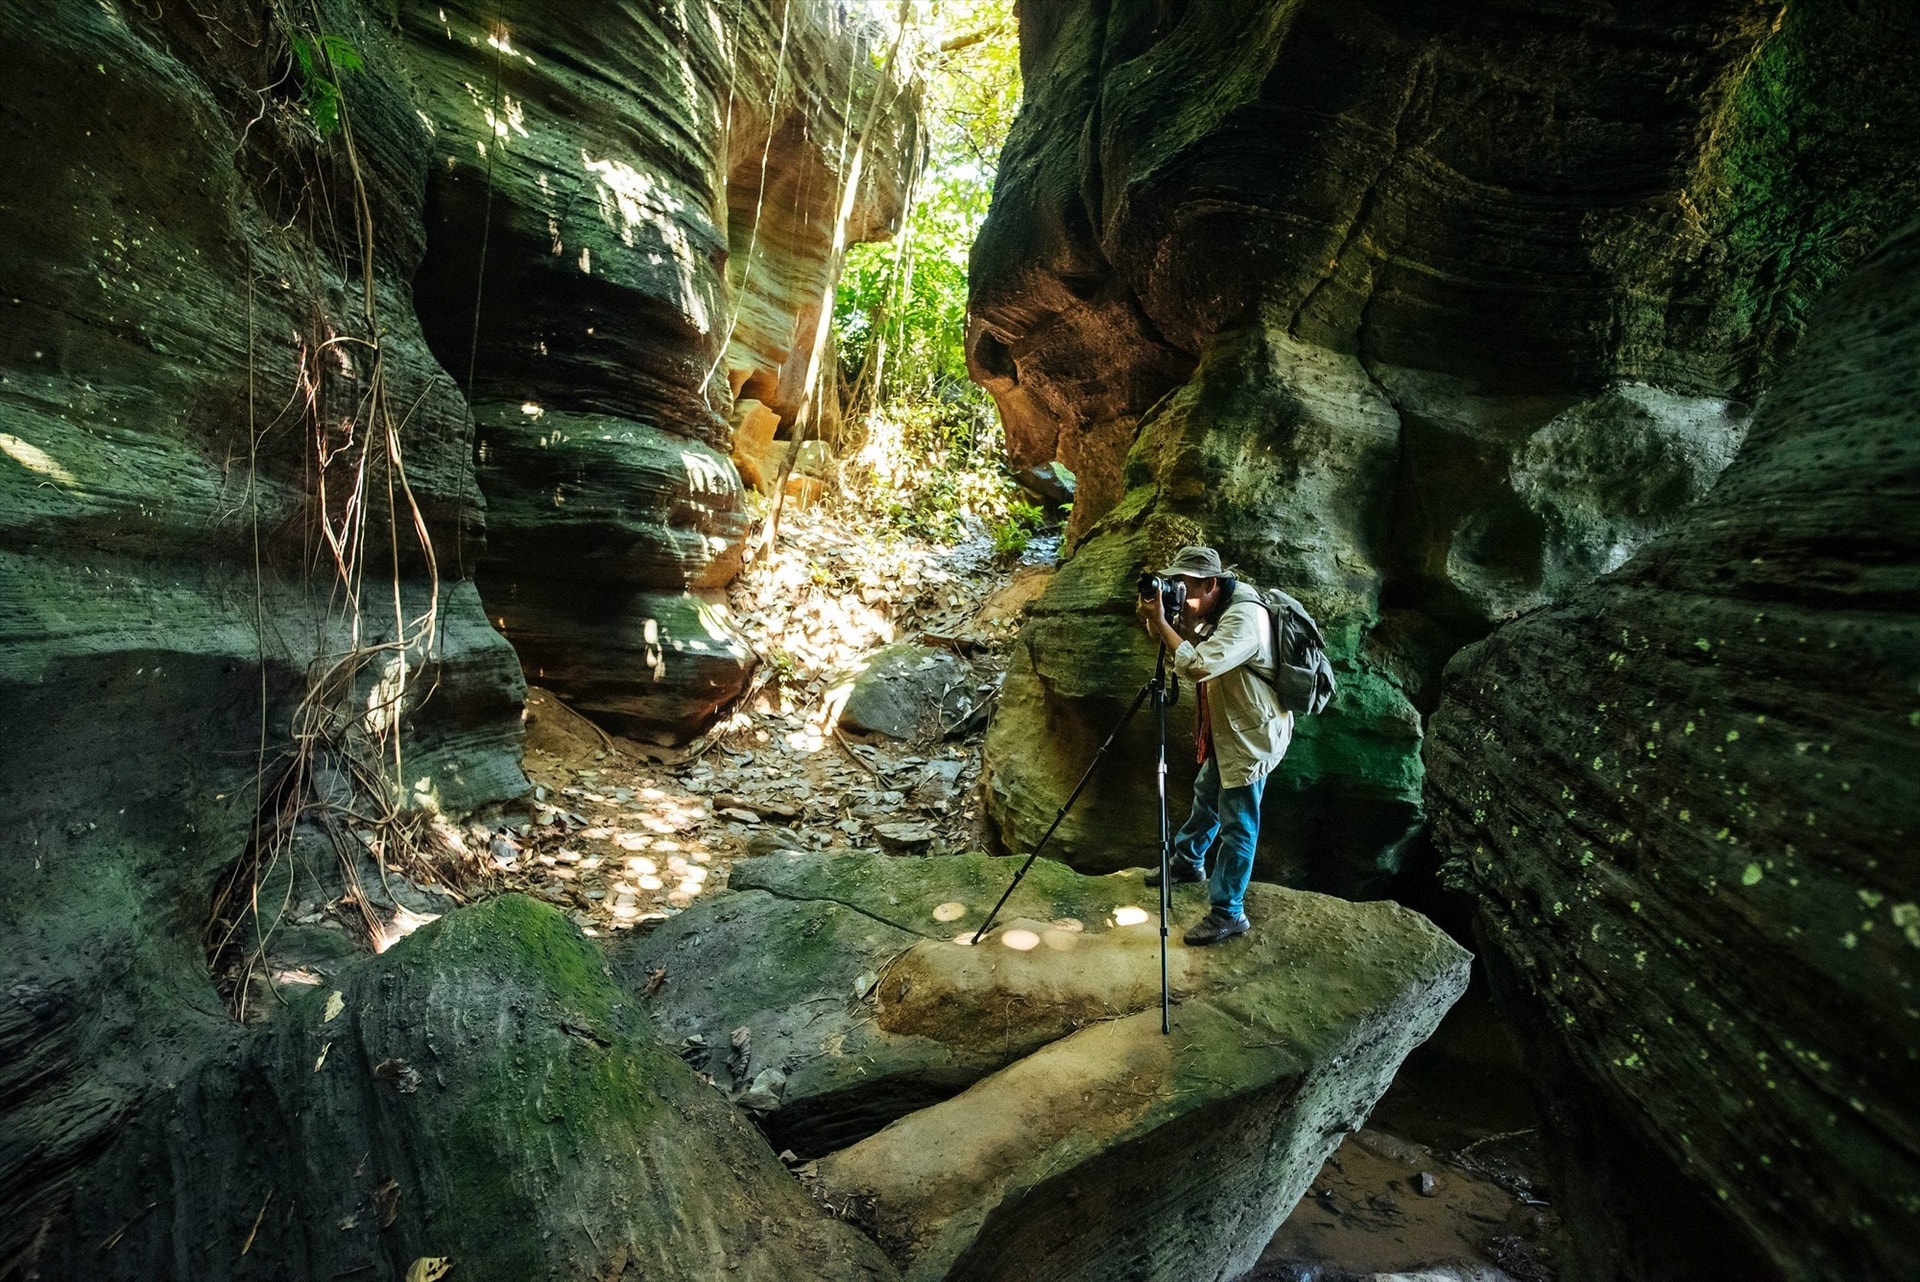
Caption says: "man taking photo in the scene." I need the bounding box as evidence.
[1134,545,1293,945]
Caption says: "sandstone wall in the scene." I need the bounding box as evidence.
[0,1,530,1253]
[407,0,916,743]
[967,2,1920,1274]
[971,0,1919,891]
[0,0,913,1268]
[1427,223,1920,1280]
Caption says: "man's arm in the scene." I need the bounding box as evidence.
[1169,600,1263,682]
[1137,594,1263,680]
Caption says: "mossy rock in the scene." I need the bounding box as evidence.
[624,850,1469,1282]
[800,876,1471,1282]
[67,896,896,1281]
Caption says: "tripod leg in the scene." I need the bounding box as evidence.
[1155,650,1173,1035]
[971,675,1155,944]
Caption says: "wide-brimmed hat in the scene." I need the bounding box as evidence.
[1157,544,1231,579]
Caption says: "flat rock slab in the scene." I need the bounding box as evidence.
[624,852,1470,1279]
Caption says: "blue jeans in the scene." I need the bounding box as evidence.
[1171,759,1264,919]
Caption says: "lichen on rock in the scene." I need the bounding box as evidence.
[1426,223,1920,1280]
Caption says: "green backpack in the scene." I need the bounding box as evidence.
[1258,588,1336,716]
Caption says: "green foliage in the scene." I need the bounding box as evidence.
[991,500,1046,557]
[835,0,1018,415]
[830,0,1028,548]
[290,30,364,137]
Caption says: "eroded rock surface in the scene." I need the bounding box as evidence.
[0,1,528,1256]
[624,851,1471,1279]
[1426,226,1920,1279]
[54,896,896,1280]
[970,0,1920,888]
[0,0,915,1271]
[406,0,917,742]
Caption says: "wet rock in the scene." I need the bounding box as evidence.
[624,850,1469,1281]
[1427,226,1920,1278]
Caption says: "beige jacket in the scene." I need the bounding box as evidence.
[1170,582,1293,789]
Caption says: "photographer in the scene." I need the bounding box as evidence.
[1135,545,1293,945]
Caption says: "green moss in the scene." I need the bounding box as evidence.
[1714,1,1920,371]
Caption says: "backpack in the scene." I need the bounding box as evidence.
[1257,588,1336,716]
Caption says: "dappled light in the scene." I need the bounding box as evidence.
[0,431,76,487]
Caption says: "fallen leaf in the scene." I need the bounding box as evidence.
[406,1258,452,1282]
[323,991,345,1023]
[375,1177,402,1228]
[643,966,667,997]
[313,1042,331,1072]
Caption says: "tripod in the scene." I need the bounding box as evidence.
[972,645,1180,1034]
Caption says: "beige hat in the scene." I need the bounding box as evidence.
[1157,545,1230,579]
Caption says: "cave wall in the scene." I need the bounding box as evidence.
[406,0,917,744]
[970,0,1920,891]
[0,0,531,1258]
[0,0,911,1270]
[1426,223,1920,1280]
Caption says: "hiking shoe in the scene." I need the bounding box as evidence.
[1144,860,1206,889]
[1182,909,1251,946]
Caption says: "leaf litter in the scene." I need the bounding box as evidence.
[485,502,1058,938]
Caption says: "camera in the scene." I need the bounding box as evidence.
[1137,572,1187,619]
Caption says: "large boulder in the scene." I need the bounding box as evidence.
[1426,225,1920,1279]
[404,0,919,743]
[54,895,897,1280]
[623,851,1471,1279]
[969,0,1920,891]
[836,643,971,741]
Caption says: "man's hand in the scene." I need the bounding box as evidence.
[1136,591,1181,652]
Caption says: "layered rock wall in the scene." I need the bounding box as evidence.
[0,0,528,1255]
[407,0,916,743]
[0,0,913,1270]
[971,0,1920,889]
[1427,224,1920,1280]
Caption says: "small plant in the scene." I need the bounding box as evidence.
[991,500,1045,557]
[290,30,363,137]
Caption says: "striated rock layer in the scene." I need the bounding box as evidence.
[0,0,528,1261]
[970,0,1920,887]
[406,0,917,743]
[1426,226,1920,1279]
[0,0,912,1273]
